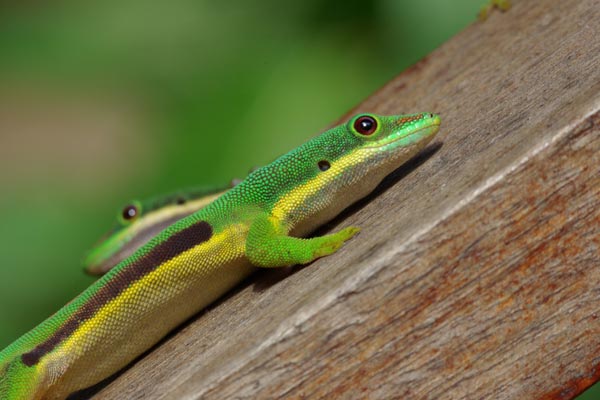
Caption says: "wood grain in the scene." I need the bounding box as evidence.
[89,0,600,398]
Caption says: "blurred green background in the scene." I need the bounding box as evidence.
[0,1,596,398]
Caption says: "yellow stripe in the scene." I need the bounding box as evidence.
[271,149,366,221]
[42,224,245,374]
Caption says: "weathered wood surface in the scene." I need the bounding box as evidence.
[91,0,600,399]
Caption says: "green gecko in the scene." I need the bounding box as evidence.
[0,112,440,400]
[84,183,235,275]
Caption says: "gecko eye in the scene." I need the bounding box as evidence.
[122,204,139,221]
[318,160,331,171]
[354,115,377,135]
[175,197,186,205]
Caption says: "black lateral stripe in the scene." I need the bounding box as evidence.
[21,220,213,367]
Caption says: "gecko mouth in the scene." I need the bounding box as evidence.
[363,120,441,150]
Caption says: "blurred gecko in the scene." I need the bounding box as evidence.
[0,112,440,400]
[84,184,236,275]
[479,0,511,20]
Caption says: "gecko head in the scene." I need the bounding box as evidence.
[349,112,441,157]
[316,112,441,189]
[83,200,145,275]
[258,112,440,232]
[84,196,186,276]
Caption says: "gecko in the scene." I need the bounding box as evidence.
[84,183,235,275]
[0,112,440,400]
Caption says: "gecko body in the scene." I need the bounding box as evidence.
[0,112,440,399]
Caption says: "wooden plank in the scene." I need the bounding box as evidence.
[90,0,600,398]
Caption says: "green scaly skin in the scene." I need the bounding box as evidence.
[0,112,440,399]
